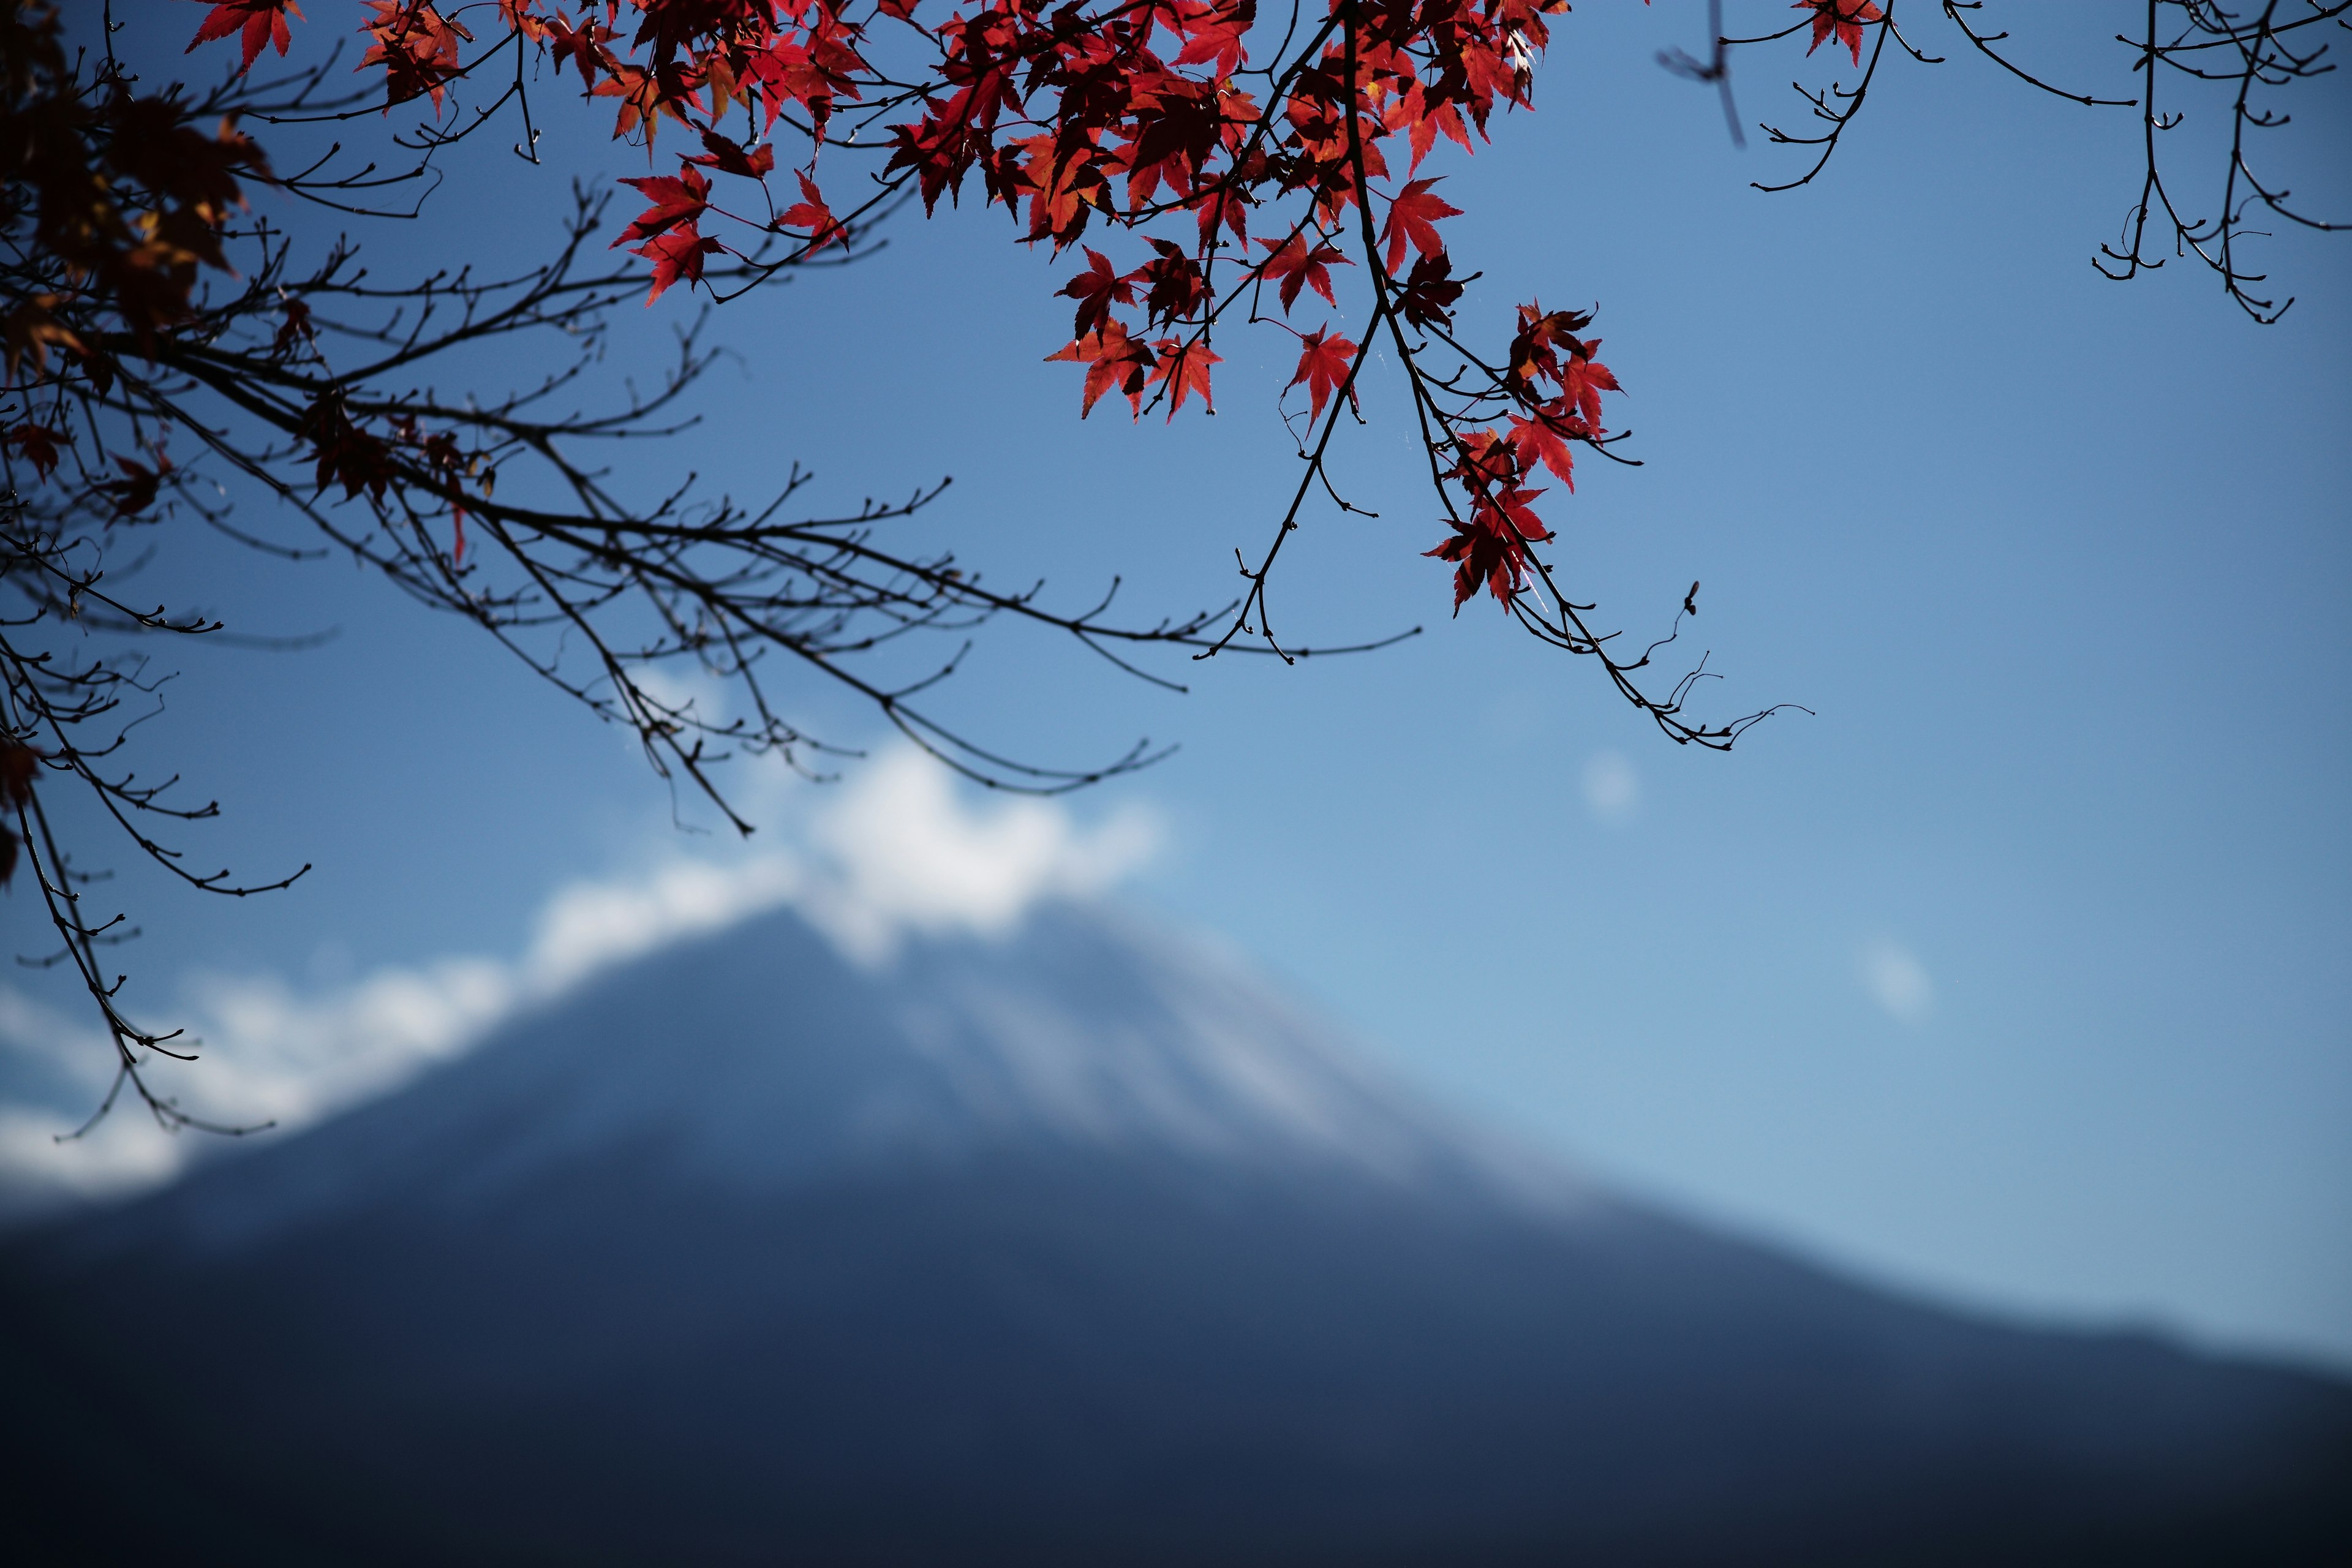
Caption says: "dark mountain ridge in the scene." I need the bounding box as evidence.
[5,904,2346,1564]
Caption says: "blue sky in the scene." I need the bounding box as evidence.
[7,2,2345,1366]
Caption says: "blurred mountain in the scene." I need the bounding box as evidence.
[4,904,2346,1565]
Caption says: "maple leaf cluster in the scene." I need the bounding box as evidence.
[181,0,1631,619]
[1427,302,1615,608]
[356,0,476,110]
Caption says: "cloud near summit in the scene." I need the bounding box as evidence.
[0,748,1162,1214]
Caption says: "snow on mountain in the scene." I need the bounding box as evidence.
[51,900,1591,1259]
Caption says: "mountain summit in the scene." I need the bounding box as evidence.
[6,904,2347,1565]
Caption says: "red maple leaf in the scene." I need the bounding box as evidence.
[1558,345,1621,429]
[1795,0,1885,67]
[1147,337,1220,420]
[1426,519,1509,609]
[745,36,835,134]
[1058,247,1137,339]
[686,129,776,182]
[593,62,700,147]
[778,172,846,252]
[104,452,175,518]
[1398,86,1472,175]
[1172,7,1251,80]
[1380,178,1461,275]
[1256,233,1350,312]
[1395,252,1465,329]
[1487,486,1551,546]
[543,10,615,91]
[612,165,712,247]
[186,0,303,78]
[1012,134,1110,247]
[1506,410,1584,488]
[1046,321,1156,418]
[6,423,67,481]
[633,225,723,304]
[1287,328,1358,424]
[1191,187,1251,251]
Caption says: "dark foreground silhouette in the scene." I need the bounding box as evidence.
[6,906,2347,1565]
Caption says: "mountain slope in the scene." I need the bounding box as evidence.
[5,904,2347,1565]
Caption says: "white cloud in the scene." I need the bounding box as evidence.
[0,1102,184,1212]
[525,854,804,995]
[0,746,1161,1215]
[1582,750,1639,823]
[801,747,1159,966]
[0,988,179,1212]
[1859,938,1935,1027]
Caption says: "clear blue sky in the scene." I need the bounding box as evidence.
[19,2,2346,1366]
